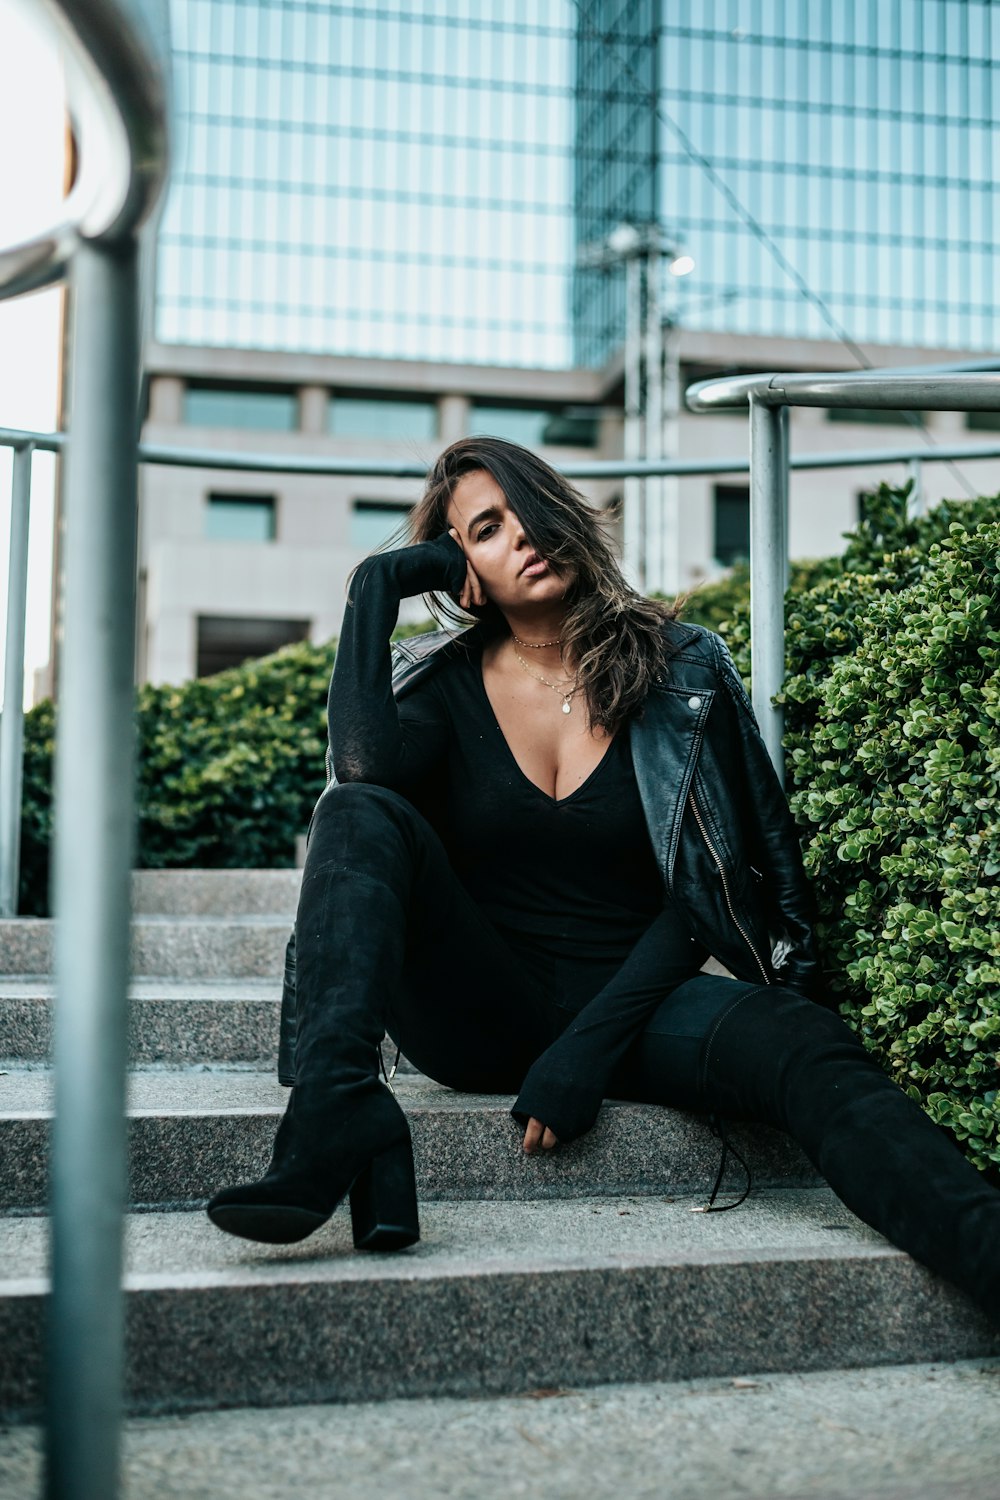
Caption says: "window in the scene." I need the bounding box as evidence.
[965,410,1000,432]
[714,485,750,567]
[468,402,599,447]
[205,494,276,542]
[826,407,926,427]
[329,394,438,440]
[349,499,412,552]
[196,616,310,677]
[183,384,298,431]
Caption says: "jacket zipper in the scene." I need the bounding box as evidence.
[688,788,770,985]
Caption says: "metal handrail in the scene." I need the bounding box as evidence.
[6,414,1000,910]
[6,423,1000,474]
[0,5,169,1498]
[0,0,169,301]
[686,368,1000,774]
[687,369,1000,413]
[8,421,1000,893]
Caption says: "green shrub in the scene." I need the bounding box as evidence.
[134,639,336,872]
[17,640,334,915]
[17,698,55,918]
[719,484,1000,1174]
[668,557,836,635]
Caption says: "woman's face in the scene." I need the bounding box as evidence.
[444,469,570,611]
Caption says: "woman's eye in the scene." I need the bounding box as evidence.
[477,524,498,540]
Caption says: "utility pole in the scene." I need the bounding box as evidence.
[577,221,693,593]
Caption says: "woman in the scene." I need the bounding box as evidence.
[208,436,1000,1323]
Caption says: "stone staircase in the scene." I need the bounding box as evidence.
[1,869,998,1425]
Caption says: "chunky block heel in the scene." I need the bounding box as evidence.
[207,1081,417,1248]
[349,1137,420,1251]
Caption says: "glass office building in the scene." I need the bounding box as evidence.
[575,0,1000,363]
[157,0,1000,369]
[156,0,579,366]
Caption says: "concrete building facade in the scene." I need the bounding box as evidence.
[139,340,613,683]
[139,328,1000,686]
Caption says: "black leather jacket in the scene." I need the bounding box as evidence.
[278,615,823,1084]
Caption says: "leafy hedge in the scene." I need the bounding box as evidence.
[720,484,1000,1174]
[18,698,56,919]
[135,640,336,872]
[665,557,835,634]
[18,640,334,917]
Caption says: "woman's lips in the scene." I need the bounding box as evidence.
[521,558,549,578]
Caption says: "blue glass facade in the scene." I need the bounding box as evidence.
[157,0,578,366]
[575,0,1000,363]
[157,0,1000,369]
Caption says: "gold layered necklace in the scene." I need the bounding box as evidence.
[511,642,580,714]
[511,632,562,650]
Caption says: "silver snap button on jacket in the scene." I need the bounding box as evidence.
[687,695,703,710]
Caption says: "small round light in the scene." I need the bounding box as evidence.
[669,255,696,277]
[608,223,641,256]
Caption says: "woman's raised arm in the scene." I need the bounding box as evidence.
[327,533,468,788]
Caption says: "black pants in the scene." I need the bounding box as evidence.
[294,782,1000,1320]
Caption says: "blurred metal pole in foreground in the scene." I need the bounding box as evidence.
[46,238,139,1500]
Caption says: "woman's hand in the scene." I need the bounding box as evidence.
[522,1116,559,1153]
[447,527,487,610]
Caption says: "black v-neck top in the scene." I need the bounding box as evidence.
[417,641,664,960]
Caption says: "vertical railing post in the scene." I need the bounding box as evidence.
[622,253,644,589]
[659,319,682,597]
[45,238,140,1500]
[0,441,33,915]
[748,393,789,782]
[643,242,662,592]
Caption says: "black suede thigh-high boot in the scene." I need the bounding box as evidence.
[208,783,441,1249]
[208,781,554,1248]
[701,985,1000,1323]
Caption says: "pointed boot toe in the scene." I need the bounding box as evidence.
[206,1183,332,1245]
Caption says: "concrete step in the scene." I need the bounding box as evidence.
[0,978,282,1066]
[3,1189,997,1419]
[0,1069,817,1212]
[6,1358,1000,1500]
[0,978,422,1076]
[131,868,301,917]
[0,915,291,979]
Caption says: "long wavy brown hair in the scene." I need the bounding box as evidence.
[406,435,683,733]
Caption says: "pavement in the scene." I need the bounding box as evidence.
[3,1358,1000,1499]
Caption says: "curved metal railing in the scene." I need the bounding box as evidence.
[0,0,169,301]
[687,367,1000,413]
[686,365,1000,773]
[0,4,169,1497]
